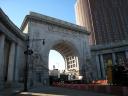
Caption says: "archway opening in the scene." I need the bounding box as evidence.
[49,50,65,71]
[48,41,81,85]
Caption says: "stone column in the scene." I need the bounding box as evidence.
[14,44,19,82]
[99,54,106,79]
[0,34,5,87]
[96,55,101,79]
[112,53,116,65]
[7,42,16,82]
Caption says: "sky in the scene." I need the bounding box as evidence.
[0,0,76,28]
[49,50,65,70]
[0,0,76,70]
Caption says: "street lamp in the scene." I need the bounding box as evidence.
[24,36,33,91]
[23,36,45,91]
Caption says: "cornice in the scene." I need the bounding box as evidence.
[21,12,90,35]
[91,40,128,51]
[0,8,25,40]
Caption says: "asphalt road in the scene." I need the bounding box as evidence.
[17,86,116,96]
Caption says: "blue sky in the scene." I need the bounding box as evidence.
[49,50,65,70]
[0,0,76,70]
[0,0,76,28]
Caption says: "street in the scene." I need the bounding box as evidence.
[17,86,116,96]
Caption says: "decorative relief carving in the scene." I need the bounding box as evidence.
[31,51,48,71]
[48,24,79,34]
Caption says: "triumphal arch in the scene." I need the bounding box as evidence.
[21,12,92,86]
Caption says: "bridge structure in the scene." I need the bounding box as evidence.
[21,12,93,86]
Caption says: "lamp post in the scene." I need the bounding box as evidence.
[24,36,33,91]
[23,36,45,91]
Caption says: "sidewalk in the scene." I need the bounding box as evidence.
[16,86,116,96]
[0,88,23,96]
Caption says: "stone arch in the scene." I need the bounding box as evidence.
[48,39,80,57]
[48,39,81,79]
[21,12,91,86]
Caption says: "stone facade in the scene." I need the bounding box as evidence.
[0,9,26,89]
[91,41,128,80]
[21,12,92,85]
[3,5,127,88]
[0,8,94,88]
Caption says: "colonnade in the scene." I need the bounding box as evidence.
[0,34,17,85]
[96,51,128,79]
